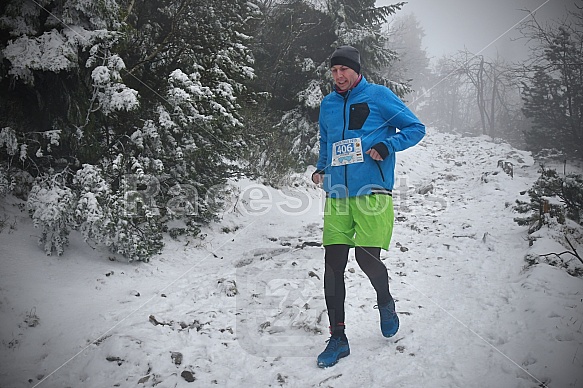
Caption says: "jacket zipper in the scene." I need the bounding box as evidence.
[342,91,350,197]
[375,161,386,182]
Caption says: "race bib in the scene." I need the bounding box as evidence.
[331,138,364,166]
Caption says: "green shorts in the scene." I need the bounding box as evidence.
[323,194,394,250]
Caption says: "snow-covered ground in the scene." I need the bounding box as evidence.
[1,130,582,387]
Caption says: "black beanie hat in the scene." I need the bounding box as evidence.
[330,45,361,74]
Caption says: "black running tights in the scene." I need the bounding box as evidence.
[324,244,392,334]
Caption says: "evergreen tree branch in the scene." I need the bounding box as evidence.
[122,0,136,23]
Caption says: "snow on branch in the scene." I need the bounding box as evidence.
[91,54,139,115]
[3,27,113,85]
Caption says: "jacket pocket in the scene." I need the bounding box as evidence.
[348,102,370,130]
[374,160,386,182]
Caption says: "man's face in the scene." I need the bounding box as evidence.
[331,65,359,92]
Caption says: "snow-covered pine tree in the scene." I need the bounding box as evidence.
[115,0,257,240]
[242,0,408,185]
[521,68,566,156]
[515,167,566,233]
[514,166,583,233]
[242,0,335,185]
[520,7,583,159]
[26,172,75,256]
[0,0,256,260]
[1,0,138,256]
[383,13,431,111]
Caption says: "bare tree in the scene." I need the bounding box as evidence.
[438,50,523,140]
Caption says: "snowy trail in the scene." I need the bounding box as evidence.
[1,131,582,387]
[383,135,540,387]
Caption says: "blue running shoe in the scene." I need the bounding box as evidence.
[375,298,399,338]
[317,335,350,368]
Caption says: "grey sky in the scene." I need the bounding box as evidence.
[376,0,577,61]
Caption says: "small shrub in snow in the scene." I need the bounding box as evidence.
[513,166,582,232]
[516,166,583,277]
[27,175,75,256]
[102,195,163,262]
[24,166,163,261]
[73,164,163,262]
[73,164,109,243]
[0,168,9,198]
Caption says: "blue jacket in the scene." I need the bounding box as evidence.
[316,76,425,198]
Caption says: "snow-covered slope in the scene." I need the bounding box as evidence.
[1,130,582,388]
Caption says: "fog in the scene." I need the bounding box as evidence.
[377,0,578,61]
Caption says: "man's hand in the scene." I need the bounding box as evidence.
[366,148,384,161]
[366,143,389,161]
[312,171,324,184]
